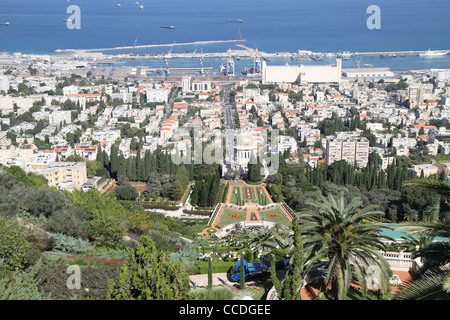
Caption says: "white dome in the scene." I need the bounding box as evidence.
[236,132,255,147]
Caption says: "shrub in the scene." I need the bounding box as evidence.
[0,216,33,270]
[51,233,92,254]
[35,258,120,300]
[46,207,90,239]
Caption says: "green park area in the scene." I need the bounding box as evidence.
[258,207,292,226]
[229,187,242,205]
[216,208,247,228]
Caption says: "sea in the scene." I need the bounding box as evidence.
[1,0,450,72]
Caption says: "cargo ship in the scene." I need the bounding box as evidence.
[228,19,243,23]
[0,22,10,26]
[380,54,396,58]
[419,49,447,57]
[161,25,175,29]
[241,67,260,75]
[112,3,121,7]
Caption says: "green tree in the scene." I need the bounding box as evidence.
[106,235,191,300]
[300,191,393,300]
[90,212,126,248]
[281,220,305,300]
[247,227,278,254]
[207,257,213,290]
[115,184,138,201]
[86,160,102,178]
[394,179,450,299]
[0,259,50,300]
[239,254,246,290]
[247,154,262,182]
[146,172,162,196]
[171,165,189,201]
[0,216,33,270]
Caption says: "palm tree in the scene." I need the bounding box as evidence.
[403,178,450,197]
[394,220,450,299]
[247,226,279,254]
[299,191,393,300]
[393,179,450,299]
[400,233,435,252]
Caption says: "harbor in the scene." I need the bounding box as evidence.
[57,42,449,63]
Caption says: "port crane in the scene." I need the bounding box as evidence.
[199,58,204,75]
[164,58,170,75]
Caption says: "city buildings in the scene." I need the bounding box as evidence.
[326,136,370,168]
[41,161,87,191]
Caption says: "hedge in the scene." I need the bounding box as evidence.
[194,260,234,274]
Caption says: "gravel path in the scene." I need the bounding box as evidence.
[189,273,230,287]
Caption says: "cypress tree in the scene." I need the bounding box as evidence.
[96,144,104,165]
[136,149,144,181]
[281,220,305,300]
[109,144,119,179]
[208,257,213,290]
[199,180,209,208]
[144,150,151,180]
[239,254,246,290]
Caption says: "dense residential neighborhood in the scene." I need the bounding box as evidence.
[0,49,449,302]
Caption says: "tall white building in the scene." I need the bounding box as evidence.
[146,88,169,103]
[182,77,191,93]
[0,76,9,92]
[326,136,370,168]
[0,131,6,145]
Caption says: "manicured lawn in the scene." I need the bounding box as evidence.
[216,208,247,228]
[258,207,291,226]
[256,187,269,205]
[243,186,256,201]
[229,187,242,205]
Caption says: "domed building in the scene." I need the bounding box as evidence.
[233,131,258,175]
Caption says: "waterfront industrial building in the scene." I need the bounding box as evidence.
[261,59,342,84]
[342,67,394,79]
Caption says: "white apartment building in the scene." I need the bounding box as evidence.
[49,110,72,125]
[146,88,169,103]
[0,75,9,92]
[326,136,370,168]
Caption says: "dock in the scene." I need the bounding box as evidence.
[55,39,246,53]
[352,49,448,56]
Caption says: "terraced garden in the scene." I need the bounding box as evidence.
[258,207,292,226]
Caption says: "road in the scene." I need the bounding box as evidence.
[163,86,180,121]
[221,84,235,168]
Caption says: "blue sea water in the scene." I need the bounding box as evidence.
[0,0,449,71]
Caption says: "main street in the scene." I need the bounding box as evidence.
[221,84,235,169]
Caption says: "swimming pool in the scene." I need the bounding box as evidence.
[380,224,449,242]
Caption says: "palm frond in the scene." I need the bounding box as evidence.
[403,178,450,197]
[395,270,450,300]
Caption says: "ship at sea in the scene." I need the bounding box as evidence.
[0,22,10,26]
[337,51,351,60]
[419,49,447,57]
[380,54,396,58]
[161,25,175,29]
[309,54,324,61]
[112,3,121,7]
[227,19,243,23]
